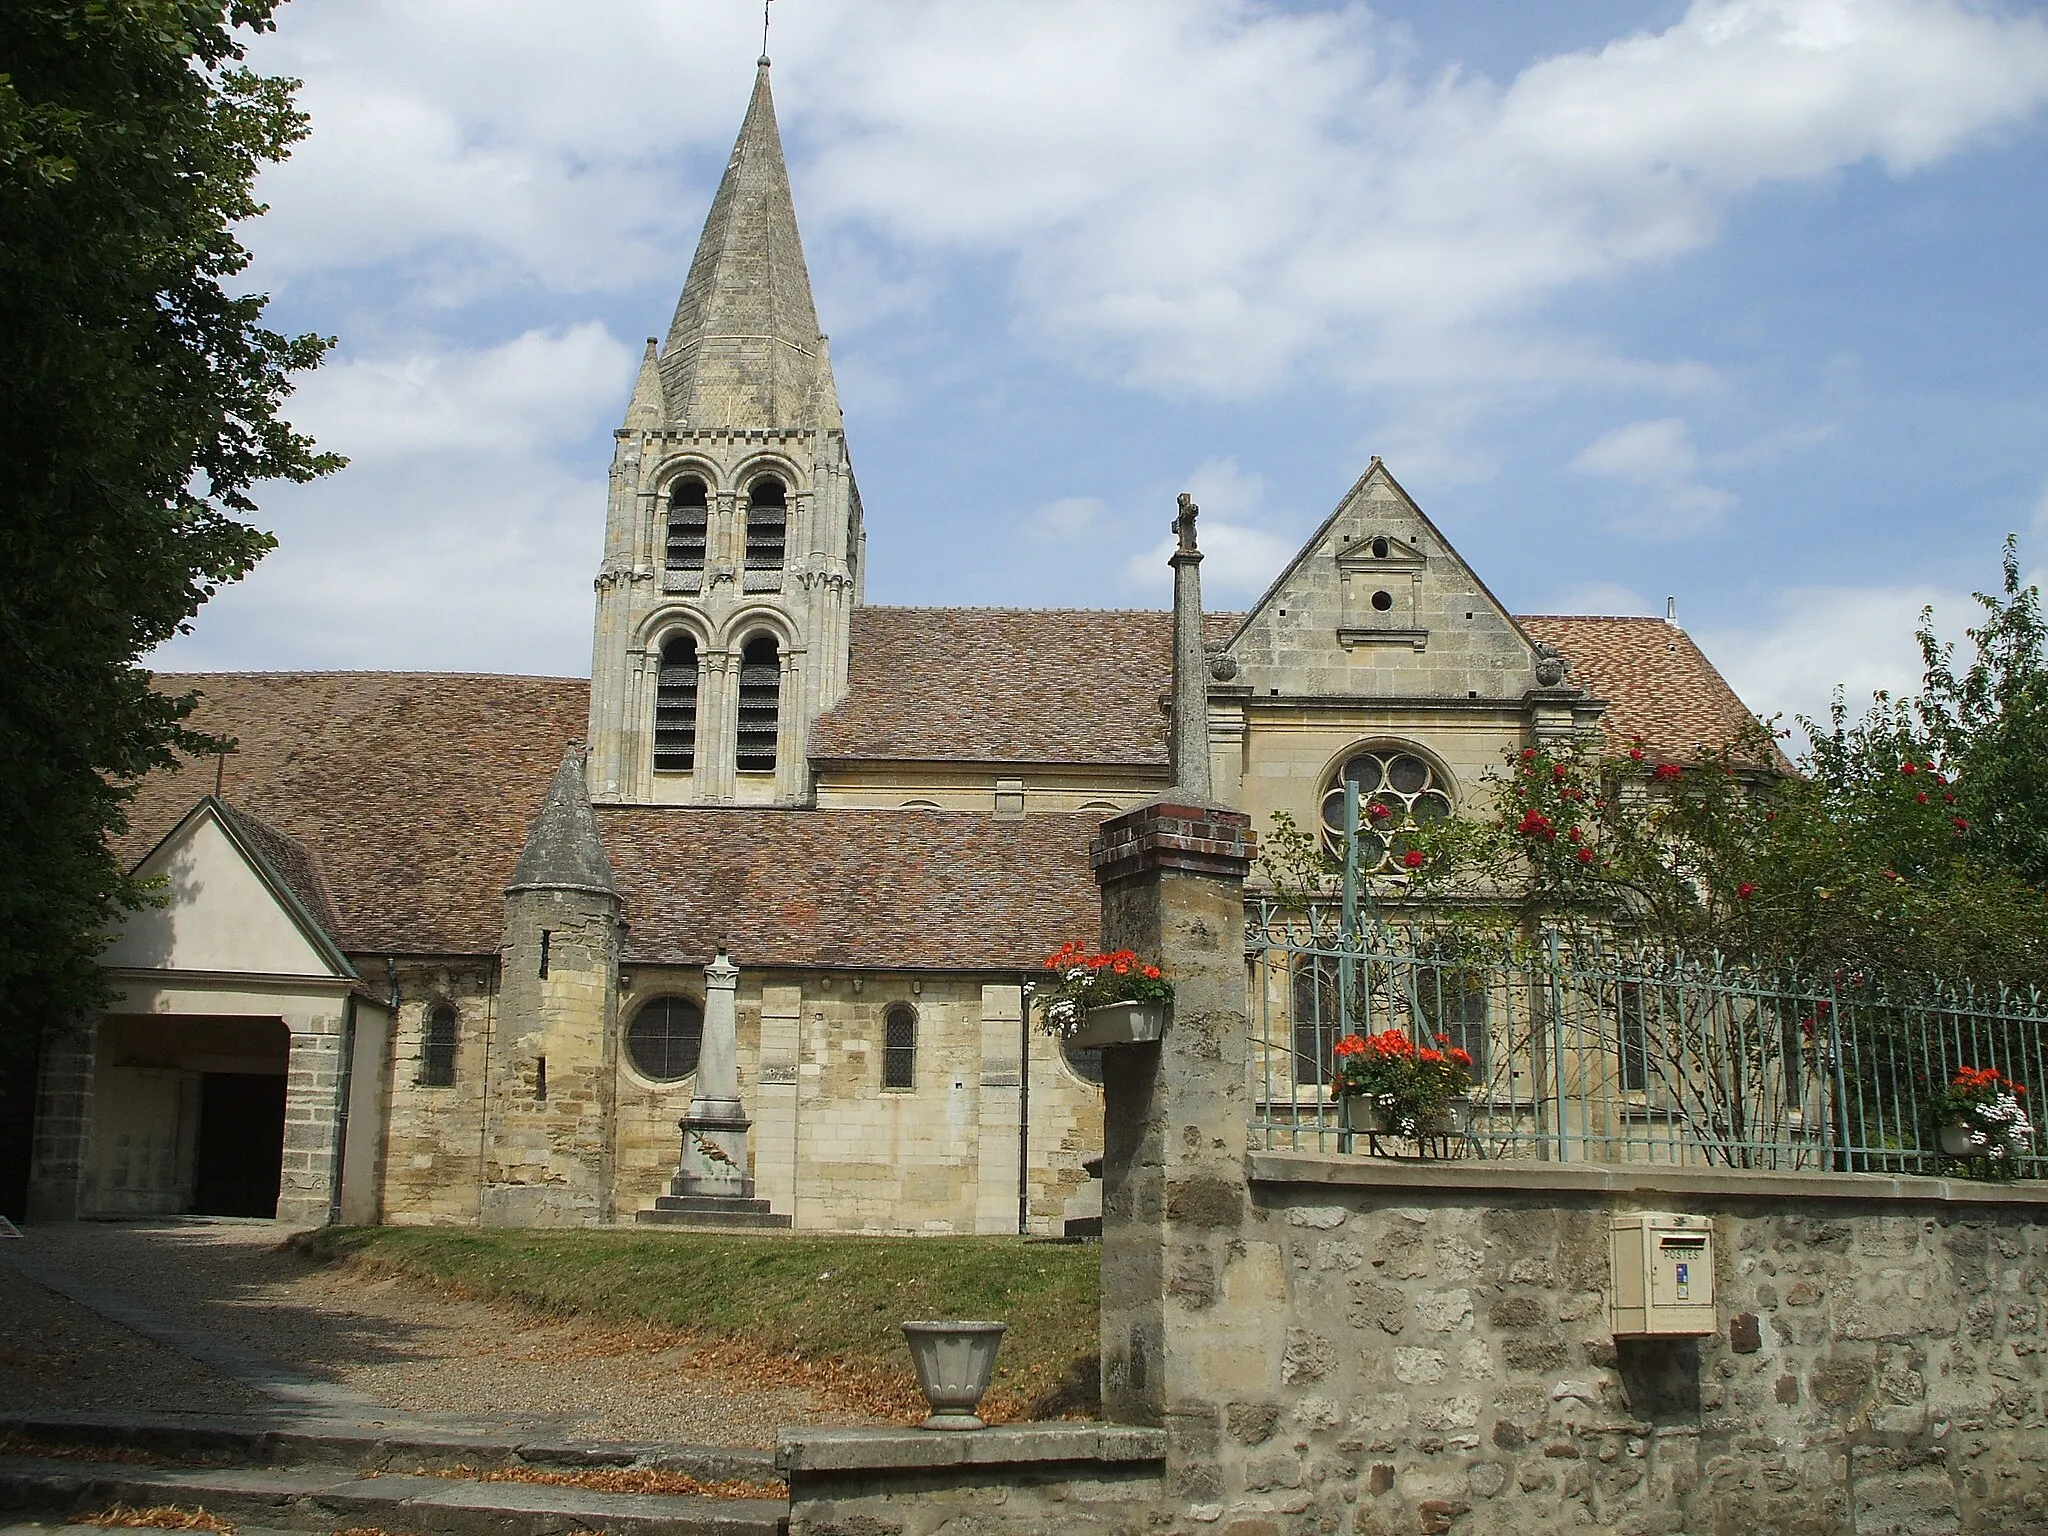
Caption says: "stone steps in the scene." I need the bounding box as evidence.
[636,1196,791,1229]
[0,1458,786,1536]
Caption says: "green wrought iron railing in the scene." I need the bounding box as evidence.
[1247,782,2048,1174]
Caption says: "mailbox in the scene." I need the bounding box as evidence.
[1609,1212,1716,1338]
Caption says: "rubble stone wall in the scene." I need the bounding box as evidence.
[1174,1157,2048,1536]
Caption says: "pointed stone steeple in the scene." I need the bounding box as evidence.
[623,337,664,430]
[659,59,827,428]
[508,745,617,895]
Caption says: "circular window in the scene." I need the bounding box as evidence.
[1370,589,1394,612]
[1319,748,1453,872]
[626,996,704,1082]
[1062,1037,1104,1087]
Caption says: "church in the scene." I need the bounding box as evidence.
[24,58,1763,1233]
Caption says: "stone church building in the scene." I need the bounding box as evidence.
[25,59,1762,1232]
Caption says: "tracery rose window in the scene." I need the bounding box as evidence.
[1319,748,1453,872]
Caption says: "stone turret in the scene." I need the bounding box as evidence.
[486,745,622,1226]
[587,56,863,811]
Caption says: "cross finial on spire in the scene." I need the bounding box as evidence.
[761,0,772,64]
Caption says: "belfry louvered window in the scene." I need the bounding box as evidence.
[666,477,708,577]
[736,634,780,774]
[654,634,699,773]
[743,476,786,590]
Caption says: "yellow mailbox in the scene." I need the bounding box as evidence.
[1609,1212,1716,1338]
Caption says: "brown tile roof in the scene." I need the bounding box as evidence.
[599,807,1098,970]
[215,800,346,942]
[810,607,1237,767]
[118,673,590,955]
[1517,616,1772,767]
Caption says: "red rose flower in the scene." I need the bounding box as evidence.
[1653,763,1682,781]
[1576,847,1595,865]
[1915,792,1928,804]
[1552,762,1568,780]
[1402,849,1424,869]
[1954,817,1969,833]
[1628,747,1645,762]
[1901,761,1917,775]
[1737,882,1755,899]
[1521,748,1538,761]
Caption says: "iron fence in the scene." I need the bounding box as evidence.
[1247,903,2048,1176]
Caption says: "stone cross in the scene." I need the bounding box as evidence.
[1168,493,1211,801]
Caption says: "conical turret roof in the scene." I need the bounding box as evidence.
[658,59,829,429]
[508,745,617,897]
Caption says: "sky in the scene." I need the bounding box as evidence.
[153,0,2048,734]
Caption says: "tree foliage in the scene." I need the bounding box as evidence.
[0,0,337,1061]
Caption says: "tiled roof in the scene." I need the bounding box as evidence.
[215,800,346,943]
[810,607,1238,766]
[1517,616,1772,766]
[599,808,1098,971]
[118,673,590,955]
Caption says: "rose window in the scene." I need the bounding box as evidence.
[1320,749,1453,871]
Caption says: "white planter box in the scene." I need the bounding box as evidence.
[1068,1000,1168,1049]
[1939,1120,1981,1157]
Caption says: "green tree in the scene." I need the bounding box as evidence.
[0,0,338,1064]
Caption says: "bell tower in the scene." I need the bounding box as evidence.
[587,56,863,807]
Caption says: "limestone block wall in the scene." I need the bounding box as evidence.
[1166,1156,2048,1536]
[374,959,497,1225]
[483,889,619,1226]
[608,967,1104,1233]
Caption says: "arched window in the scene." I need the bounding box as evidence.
[736,634,780,774]
[626,996,704,1082]
[421,1005,457,1088]
[654,633,699,773]
[883,1004,917,1090]
[1319,746,1453,872]
[666,476,708,578]
[1291,957,1341,1088]
[744,475,787,589]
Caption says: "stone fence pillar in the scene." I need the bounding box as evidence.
[1092,799,1259,1501]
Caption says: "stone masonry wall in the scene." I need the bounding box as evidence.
[1177,1158,2048,1536]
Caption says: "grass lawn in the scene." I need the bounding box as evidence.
[294,1227,1100,1422]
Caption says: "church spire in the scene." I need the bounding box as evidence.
[658,58,827,429]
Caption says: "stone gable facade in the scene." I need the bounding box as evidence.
[31,56,1768,1235]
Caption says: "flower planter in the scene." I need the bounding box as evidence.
[1068,1000,1167,1050]
[1428,1097,1471,1137]
[901,1320,1008,1430]
[1939,1120,1982,1157]
[1339,1096,1389,1135]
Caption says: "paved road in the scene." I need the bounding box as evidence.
[2,1219,860,1447]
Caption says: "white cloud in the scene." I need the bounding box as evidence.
[243,0,2048,389]
[1027,496,1107,542]
[1698,582,1954,730]
[1122,456,1295,600]
[150,327,628,673]
[1571,417,1738,537]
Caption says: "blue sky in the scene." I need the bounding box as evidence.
[156,0,2048,732]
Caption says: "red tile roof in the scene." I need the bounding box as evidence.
[117,614,1765,963]
[119,673,590,955]
[1517,616,1771,766]
[810,607,1237,766]
[599,807,1097,970]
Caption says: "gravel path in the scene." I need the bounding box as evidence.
[2,1221,868,1449]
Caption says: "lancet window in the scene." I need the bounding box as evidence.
[654,634,700,773]
[743,475,787,589]
[736,634,781,774]
[666,476,708,578]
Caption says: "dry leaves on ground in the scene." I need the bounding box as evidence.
[411,1462,786,1501]
[83,1504,235,1533]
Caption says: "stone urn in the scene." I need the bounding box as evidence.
[1067,1000,1167,1050]
[901,1320,1007,1430]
